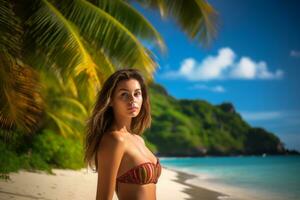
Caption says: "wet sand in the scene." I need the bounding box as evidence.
[164,167,232,200]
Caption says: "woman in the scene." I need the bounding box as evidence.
[84,69,162,200]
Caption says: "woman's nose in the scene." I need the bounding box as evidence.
[128,94,134,101]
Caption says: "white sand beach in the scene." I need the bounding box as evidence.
[1,166,266,200]
[0,167,191,200]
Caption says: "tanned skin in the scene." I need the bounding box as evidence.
[96,79,158,200]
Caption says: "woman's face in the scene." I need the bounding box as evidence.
[110,78,143,118]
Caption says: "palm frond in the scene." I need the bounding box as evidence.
[0,0,43,133]
[47,112,74,137]
[65,77,79,97]
[52,97,88,116]
[28,0,100,88]
[0,61,44,132]
[39,68,87,138]
[77,38,116,97]
[59,0,158,81]
[90,0,166,52]
[135,0,218,47]
[45,96,87,138]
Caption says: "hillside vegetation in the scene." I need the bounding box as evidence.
[144,82,287,156]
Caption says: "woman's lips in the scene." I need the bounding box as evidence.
[128,106,138,111]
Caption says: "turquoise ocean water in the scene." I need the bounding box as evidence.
[159,155,300,200]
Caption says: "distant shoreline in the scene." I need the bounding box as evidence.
[157,152,300,157]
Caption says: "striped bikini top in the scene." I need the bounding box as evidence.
[115,157,162,192]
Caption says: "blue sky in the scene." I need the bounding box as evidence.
[135,0,300,151]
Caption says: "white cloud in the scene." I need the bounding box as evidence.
[290,50,300,58]
[240,110,300,122]
[240,111,282,121]
[230,57,284,79]
[213,85,226,93]
[162,47,284,81]
[189,84,226,93]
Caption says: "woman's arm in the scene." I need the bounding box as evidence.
[96,132,125,200]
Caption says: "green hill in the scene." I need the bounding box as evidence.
[143,82,287,156]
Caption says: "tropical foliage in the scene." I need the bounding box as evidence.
[0,0,217,135]
[0,0,218,174]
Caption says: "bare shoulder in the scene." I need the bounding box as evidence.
[104,131,125,142]
[98,131,126,154]
[133,134,145,145]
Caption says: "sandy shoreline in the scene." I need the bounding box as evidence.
[164,167,231,200]
[167,167,279,200]
[0,167,236,200]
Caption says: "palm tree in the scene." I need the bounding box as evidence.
[0,0,217,135]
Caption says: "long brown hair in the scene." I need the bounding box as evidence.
[84,68,151,171]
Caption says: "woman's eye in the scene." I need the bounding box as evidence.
[120,92,141,98]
